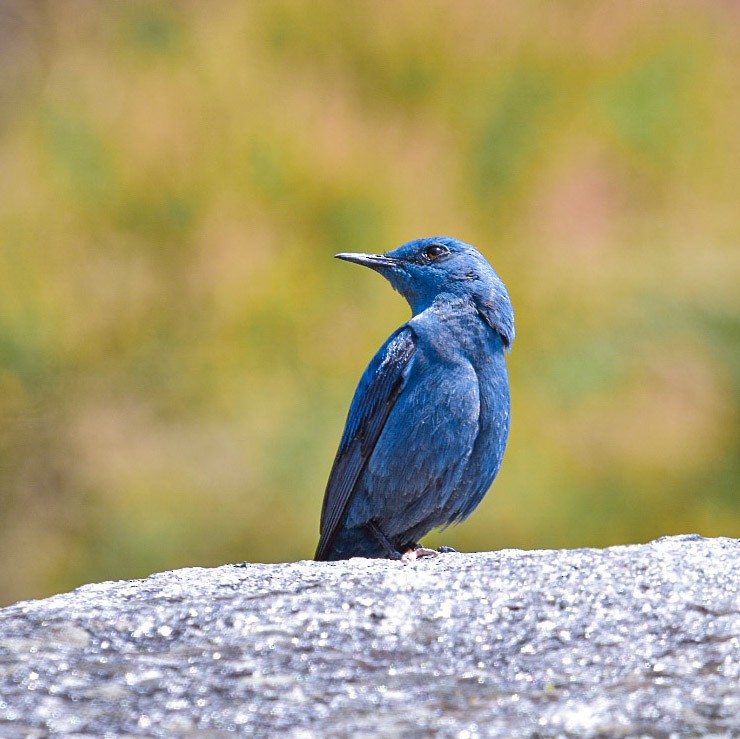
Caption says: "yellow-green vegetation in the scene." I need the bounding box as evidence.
[0,2,737,605]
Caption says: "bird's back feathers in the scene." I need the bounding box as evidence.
[315,327,417,561]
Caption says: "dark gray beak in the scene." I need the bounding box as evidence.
[335,252,398,270]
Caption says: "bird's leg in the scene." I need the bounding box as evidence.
[366,521,402,560]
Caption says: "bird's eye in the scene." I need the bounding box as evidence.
[424,244,448,260]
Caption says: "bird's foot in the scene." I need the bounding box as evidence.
[437,546,457,553]
[400,546,440,563]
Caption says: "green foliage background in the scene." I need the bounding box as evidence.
[0,1,738,605]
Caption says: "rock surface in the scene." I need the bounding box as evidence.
[0,535,738,737]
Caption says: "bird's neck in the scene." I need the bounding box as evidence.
[413,293,475,318]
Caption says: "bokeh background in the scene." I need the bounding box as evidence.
[1,1,738,607]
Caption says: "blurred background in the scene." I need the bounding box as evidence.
[0,1,738,606]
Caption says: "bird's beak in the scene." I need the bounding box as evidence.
[335,252,398,271]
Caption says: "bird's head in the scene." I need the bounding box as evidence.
[336,236,515,348]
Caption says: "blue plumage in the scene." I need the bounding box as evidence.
[315,236,514,561]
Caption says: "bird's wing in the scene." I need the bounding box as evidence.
[315,326,418,560]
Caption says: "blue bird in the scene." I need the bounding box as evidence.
[315,236,514,562]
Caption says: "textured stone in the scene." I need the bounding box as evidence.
[0,535,738,737]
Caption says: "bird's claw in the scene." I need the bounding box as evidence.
[400,546,441,563]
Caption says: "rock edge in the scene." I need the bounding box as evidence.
[0,535,738,737]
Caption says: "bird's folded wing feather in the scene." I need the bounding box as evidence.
[315,326,417,560]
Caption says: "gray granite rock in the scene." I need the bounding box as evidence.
[0,535,738,737]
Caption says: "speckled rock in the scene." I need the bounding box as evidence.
[0,535,738,737]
